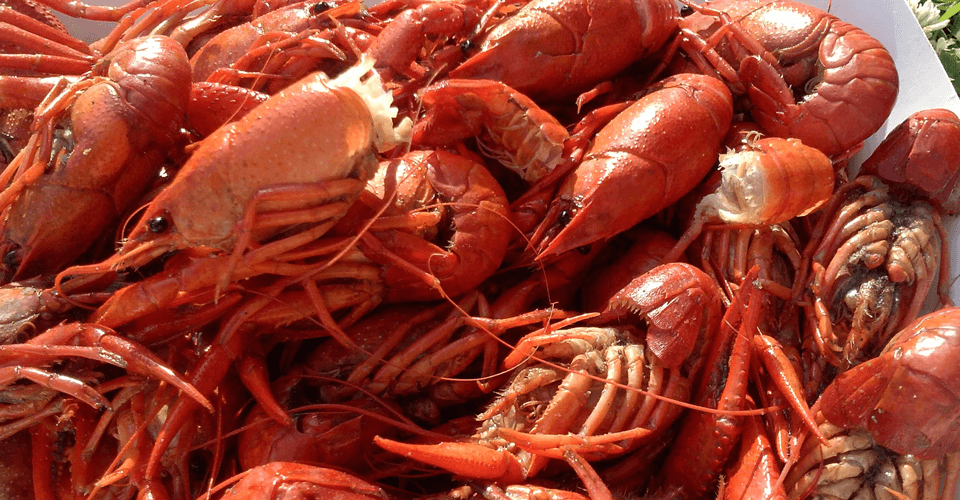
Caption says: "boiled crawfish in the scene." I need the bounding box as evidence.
[57,55,410,296]
[672,0,899,159]
[819,306,960,460]
[0,35,191,283]
[533,73,734,260]
[445,0,680,101]
[801,109,960,374]
[375,263,723,500]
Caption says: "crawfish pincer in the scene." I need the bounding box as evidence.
[532,73,734,261]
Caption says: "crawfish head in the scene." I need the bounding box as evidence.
[115,57,410,270]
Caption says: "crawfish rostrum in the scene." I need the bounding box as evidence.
[0,0,959,499]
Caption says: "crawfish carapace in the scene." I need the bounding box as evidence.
[0,36,191,283]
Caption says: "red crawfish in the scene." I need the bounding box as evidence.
[819,306,960,460]
[375,263,723,500]
[673,0,899,158]
[56,56,411,296]
[532,73,733,261]
[580,224,684,313]
[0,35,191,283]
[447,0,680,101]
[800,109,960,374]
[88,149,509,331]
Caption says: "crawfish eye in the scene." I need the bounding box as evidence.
[679,3,693,16]
[460,39,474,52]
[312,2,331,13]
[576,244,592,255]
[3,248,20,270]
[0,137,14,163]
[148,216,169,234]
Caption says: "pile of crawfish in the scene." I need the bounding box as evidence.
[2,0,960,497]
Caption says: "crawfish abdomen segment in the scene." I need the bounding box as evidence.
[94,35,194,139]
[685,0,898,157]
[859,108,960,215]
[740,12,898,156]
